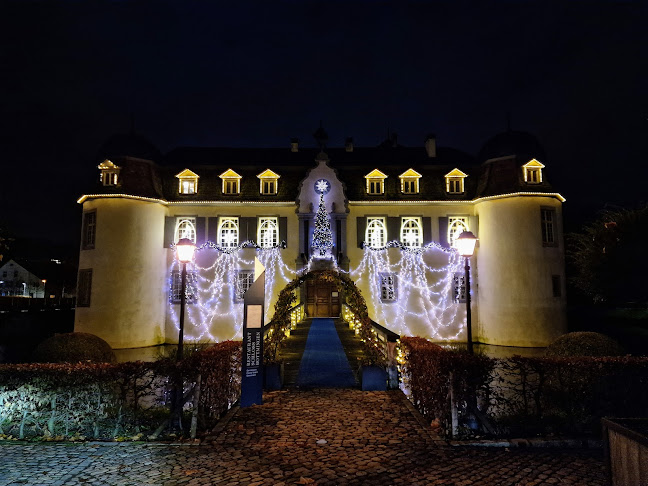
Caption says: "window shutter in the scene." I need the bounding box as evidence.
[438,217,449,248]
[164,217,175,248]
[387,217,400,243]
[356,217,367,248]
[422,217,432,245]
[279,217,287,247]
[239,217,257,243]
[207,217,219,243]
[196,217,206,245]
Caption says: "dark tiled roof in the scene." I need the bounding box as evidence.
[88,136,559,202]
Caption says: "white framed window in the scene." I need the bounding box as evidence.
[98,160,121,186]
[379,273,397,302]
[176,169,199,195]
[448,217,469,249]
[175,217,197,243]
[523,159,545,184]
[220,169,242,195]
[400,217,422,248]
[219,217,239,248]
[82,211,96,250]
[365,217,387,248]
[365,169,387,195]
[258,217,278,248]
[257,169,280,195]
[367,179,384,195]
[399,169,421,194]
[170,270,197,304]
[453,272,466,303]
[541,208,556,246]
[235,270,255,301]
[445,169,467,194]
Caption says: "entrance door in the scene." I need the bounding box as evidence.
[306,280,340,317]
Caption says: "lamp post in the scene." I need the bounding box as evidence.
[42,279,47,304]
[175,238,196,361]
[456,231,478,355]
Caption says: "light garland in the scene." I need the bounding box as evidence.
[168,231,471,346]
[351,240,466,340]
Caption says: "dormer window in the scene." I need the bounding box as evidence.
[257,169,280,195]
[365,169,387,195]
[98,160,121,186]
[445,168,468,194]
[523,159,544,184]
[219,169,242,195]
[399,169,421,194]
[175,169,199,195]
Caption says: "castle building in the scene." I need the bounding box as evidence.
[75,129,566,349]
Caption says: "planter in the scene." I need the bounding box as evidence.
[602,418,648,486]
[264,363,284,390]
[361,365,387,391]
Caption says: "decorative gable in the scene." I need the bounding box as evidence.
[98,159,121,186]
[219,169,242,194]
[175,168,200,194]
[523,159,545,184]
[399,168,422,194]
[444,168,468,194]
[365,169,388,195]
[257,169,281,195]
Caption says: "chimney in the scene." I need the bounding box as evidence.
[345,137,354,152]
[390,132,398,147]
[425,134,436,158]
[290,138,299,152]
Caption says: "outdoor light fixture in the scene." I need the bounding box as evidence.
[175,238,196,361]
[456,231,477,354]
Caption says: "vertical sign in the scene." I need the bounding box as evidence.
[241,271,265,407]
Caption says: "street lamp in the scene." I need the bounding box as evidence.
[456,231,478,355]
[175,238,196,361]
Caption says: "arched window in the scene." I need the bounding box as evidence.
[219,218,239,248]
[258,217,278,248]
[175,218,197,243]
[365,218,387,248]
[448,217,469,249]
[401,217,422,248]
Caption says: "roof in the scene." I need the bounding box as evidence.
[83,133,561,203]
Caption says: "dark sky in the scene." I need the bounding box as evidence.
[2,0,647,252]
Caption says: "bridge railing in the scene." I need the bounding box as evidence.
[288,302,305,334]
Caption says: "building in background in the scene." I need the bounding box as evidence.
[75,128,566,349]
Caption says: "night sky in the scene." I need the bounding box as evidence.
[2,0,647,253]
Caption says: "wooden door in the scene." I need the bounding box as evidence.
[306,280,340,317]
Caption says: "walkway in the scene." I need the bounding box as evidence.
[296,318,356,387]
[0,389,606,485]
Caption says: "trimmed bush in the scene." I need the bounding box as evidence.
[0,340,241,440]
[32,332,116,363]
[545,331,624,357]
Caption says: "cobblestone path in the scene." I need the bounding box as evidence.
[1,389,606,486]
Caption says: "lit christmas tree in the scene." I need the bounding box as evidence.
[312,191,333,257]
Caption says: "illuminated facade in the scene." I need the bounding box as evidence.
[75,130,567,349]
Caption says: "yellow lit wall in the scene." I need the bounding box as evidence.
[75,198,168,348]
[475,196,566,346]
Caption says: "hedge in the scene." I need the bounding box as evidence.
[0,340,241,440]
[400,337,648,438]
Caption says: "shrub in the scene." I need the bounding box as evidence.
[401,337,494,437]
[32,332,116,363]
[0,340,242,440]
[545,331,624,357]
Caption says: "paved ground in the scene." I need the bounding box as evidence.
[0,388,606,486]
